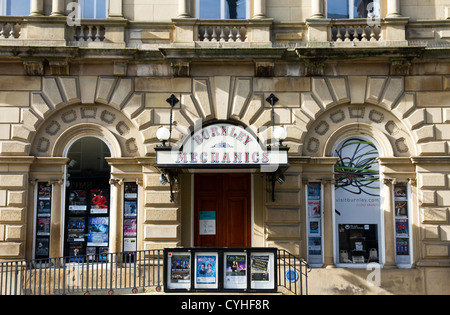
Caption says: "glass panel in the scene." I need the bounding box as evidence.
[225,0,247,19]
[81,0,95,19]
[354,0,378,18]
[6,0,30,16]
[327,0,349,19]
[96,0,108,19]
[199,0,221,19]
[334,138,381,264]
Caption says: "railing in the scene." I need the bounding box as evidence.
[0,17,23,39]
[331,19,381,42]
[198,24,247,42]
[0,250,162,295]
[277,249,311,295]
[1,249,309,295]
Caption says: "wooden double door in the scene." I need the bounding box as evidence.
[194,173,251,248]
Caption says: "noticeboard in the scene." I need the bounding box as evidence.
[163,248,277,293]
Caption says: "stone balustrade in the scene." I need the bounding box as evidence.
[331,19,381,42]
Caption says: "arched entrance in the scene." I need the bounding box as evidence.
[64,137,112,259]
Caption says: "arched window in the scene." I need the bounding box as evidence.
[333,137,383,266]
[327,0,380,19]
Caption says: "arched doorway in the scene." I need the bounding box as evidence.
[64,137,112,260]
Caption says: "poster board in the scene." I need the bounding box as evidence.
[163,248,277,293]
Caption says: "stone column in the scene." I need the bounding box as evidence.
[51,0,65,16]
[109,0,123,18]
[30,0,44,16]
[387,0,401,17]
[253,0,266,19]
[178,0,191,18]
[382,178,396,268]
[311,0,325,18]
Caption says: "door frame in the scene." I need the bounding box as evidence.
[190,172,254,247]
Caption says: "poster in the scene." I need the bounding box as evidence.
[308,237,322,255]
[38,183,51,200]
[90,189,108,214]
[224,253,247,289]
[124,218,137,237]
[124,200,137,217]
[250,253,275,290]
[124,238,137,252]
[37,218,50,236]
[87,217,109,246]
[124,183,138,199]
[195,253,218,289]
[67,217,85,241]
[35,238,49,257]
[37,200,51,216]
[68,190,87,212]
[199,211,216,235]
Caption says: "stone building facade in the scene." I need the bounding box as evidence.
[0,0,449,294]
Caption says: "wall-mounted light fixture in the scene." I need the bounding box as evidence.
[265,93,288,202]
[155,94,180,203]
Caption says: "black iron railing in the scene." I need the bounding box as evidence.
[0,250,162,295]
[277,249,311,295]
[1,249,309,295]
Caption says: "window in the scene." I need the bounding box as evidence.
[197,0,249,19]
[334,138,383,266]
[80,0,108,19]
[1,0,30,16]
[327,0,380,19]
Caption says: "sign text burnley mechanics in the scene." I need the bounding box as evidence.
[155,123,288,170]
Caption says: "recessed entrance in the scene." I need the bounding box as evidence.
[64,137,111,260]
[194,173,251,248]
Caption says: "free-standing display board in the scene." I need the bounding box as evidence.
[164,248,277,293]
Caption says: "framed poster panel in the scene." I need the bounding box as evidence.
[35,183,52,259]
[194,252,219,290]
[250,251,276,291]
[166,251,192,291]
[223,252,247,290]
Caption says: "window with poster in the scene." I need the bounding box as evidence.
[393,183,412,267]
[123,182,138,261]
[35,183,52,259]
[334,138,382,266]
[306,182,324,267]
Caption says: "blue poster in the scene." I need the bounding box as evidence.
[196,255,217,284]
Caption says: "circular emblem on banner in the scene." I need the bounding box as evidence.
[285,269,298,283]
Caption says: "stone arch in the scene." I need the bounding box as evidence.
[302,103,417,157]
[12,76,150,157]
[31,104,144,158]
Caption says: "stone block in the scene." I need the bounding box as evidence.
[423,225,439,240]
[145,190,173,206]
[123,93,144,119]
[95,77,116,104]
[0,175,25,188]
[328,77,350,104]
[424,244,449,258]
[440,226,450,241]
[301,93,322,119]
[145,207,179,222]
[418,142,448,156]
[0,76,41,91]
[7,191,25,207]
[144,224,179,240]
[422,207,448,223]
[414,125,435,143]
[110,78,133,110]
[0,92,30,107]
[5,225,23,240]
[193,79,213,119]
[419,173,446,188]
[366,77,386,104]
[436,125,450,140]
[42,78,64,108]
[437,190,450,207]
[0,141,30,156]
[417,91,450,107]
[348,76,367,104]
[59,77,80,104]
[392,93,415,119]
[380,77,403,108]
[0,208,24,222]
[31,93,52,119]
[312,78,334,109]
[0,242,21,257]
[0,108,20,123]
[404,108,425,130]
[420,190,436,205]
[80,76,98,104]
[406,76,443,91]
[134,109,153,131]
